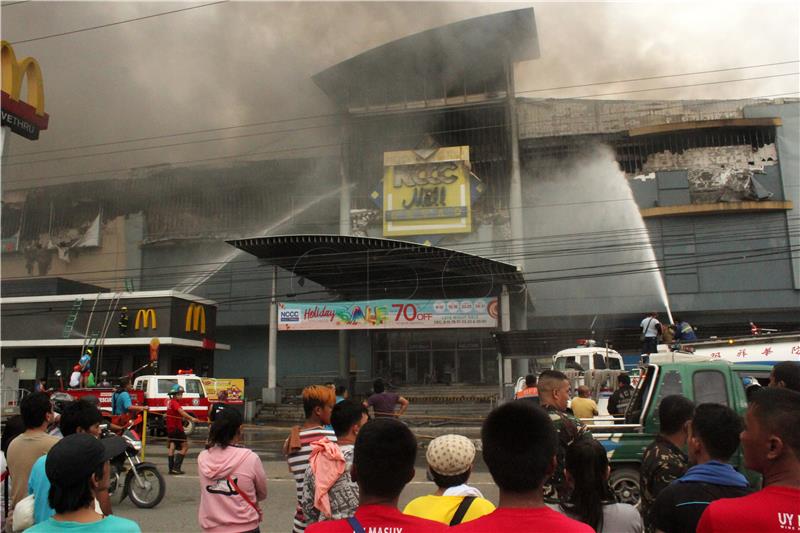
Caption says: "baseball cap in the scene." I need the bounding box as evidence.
[46,433,127,487]
[426,434,476,476]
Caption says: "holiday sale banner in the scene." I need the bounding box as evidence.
[277,298,498,331]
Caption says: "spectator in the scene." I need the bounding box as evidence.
[552,439,642,532]
[305,418,444,533]
[640,312,661,361]
[334,385,348,404]
[404,434,494,525]
[28,399,111,525]
[198,408,266,533]
[697,388,800,533]
[6,393,59,509]
[640,395,694,532]
[1,415,26,531]
[111,377,144,419]
[537,370,592,499]
[302,400,367,524]
[452,402,592,532]
[608,373,635,417]
[569,386,598,423]
[769,361,800,392]
[166,385,202,476]
[68,365,81,389]
[673,317,697,342]
[286,385,337,533]
[652,403,750,533]
[364,379,409,419]
[514,374,539,401]
[25,434,137,533]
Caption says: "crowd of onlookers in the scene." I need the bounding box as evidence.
[1,361,798,533]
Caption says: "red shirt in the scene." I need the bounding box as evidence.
[305,504,445,533]
[697,486,800,533]
[166,398,183,432]
[453,507,594,533]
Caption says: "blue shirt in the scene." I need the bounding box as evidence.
[112,390,132,415]
[28,456,53,524]
[26,515,140,532]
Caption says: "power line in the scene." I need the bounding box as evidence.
[8,1,228,45]
[3,61,797,162]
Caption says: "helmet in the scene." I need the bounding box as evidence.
[168,384,184,396]
[73,364,81,371]
[121,306,128,310]
[85,348,93,355]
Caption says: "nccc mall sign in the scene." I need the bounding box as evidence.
[277,298,499,331]
[1,41,49,140]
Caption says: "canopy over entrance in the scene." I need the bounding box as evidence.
[227,234,524,300]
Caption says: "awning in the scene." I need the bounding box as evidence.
[227,234,524,299]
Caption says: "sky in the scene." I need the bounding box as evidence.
[1,1,799,190]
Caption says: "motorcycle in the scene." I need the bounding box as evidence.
[103,417,166,509]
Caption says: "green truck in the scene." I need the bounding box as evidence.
[593,361,771,506]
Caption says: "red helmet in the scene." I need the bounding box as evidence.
[73,364,81,371]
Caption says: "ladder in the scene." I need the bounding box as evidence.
[61,298,84,339]
[84,332,100,353]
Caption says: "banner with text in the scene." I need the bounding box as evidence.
[278,298,498,331]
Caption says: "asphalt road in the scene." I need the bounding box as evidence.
[114,430,498,533]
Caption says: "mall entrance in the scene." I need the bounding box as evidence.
[372,329,498,385]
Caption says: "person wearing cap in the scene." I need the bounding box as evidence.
[25,433,139,532]
[78,348,93,388]
[166,384,201,475]
[403,434,495,526]
[69,365,81,389]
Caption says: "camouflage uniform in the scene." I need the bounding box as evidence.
[543,404,593,500]
[640,435,689,533]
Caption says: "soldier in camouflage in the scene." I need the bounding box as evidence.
[536,370,592,501]
[639,395,694,532]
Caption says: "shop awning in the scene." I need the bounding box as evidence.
[228,234,524,299]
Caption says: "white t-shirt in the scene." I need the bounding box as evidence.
[640,317,660,338]
[69,371,81,387]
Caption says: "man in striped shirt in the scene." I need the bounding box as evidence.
[287,385,337,533]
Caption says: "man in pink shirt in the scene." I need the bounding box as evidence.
[454,402,593,533]
[697,387,800,533]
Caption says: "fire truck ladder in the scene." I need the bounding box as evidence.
[61,298,84,339]
[79,292,103,357]
[95,291,123,376]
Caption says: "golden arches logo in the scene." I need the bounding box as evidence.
[1,40,45,116]
[185,303,206,334]
[134,309,157,330]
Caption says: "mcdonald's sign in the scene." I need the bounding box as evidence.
[185,303,206,334]
[1,41,49,140]
[134,309,157,330]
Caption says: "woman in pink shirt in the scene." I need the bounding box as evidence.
[198,409,267,533]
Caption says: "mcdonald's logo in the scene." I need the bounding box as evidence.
[1,40,49,140]
[185,303,206,334]
[134,309,157,330]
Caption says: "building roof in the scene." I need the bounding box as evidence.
[312,8,539,109]
[228,234,524,299]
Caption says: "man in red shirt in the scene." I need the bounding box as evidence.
[166,384,201,475]
[454,402,593,533]
[697,387,800,533]
[306,418,445,533]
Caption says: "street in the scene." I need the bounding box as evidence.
[114,430,498,533]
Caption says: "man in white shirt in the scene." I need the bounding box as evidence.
[69,364,81,388]
[640,312,661,363]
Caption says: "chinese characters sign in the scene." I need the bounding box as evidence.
[277,298,498,331]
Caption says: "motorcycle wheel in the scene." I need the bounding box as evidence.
[125,465,166,508]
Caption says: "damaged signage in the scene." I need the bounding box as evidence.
[381,146,472,237]
[277,298,499,331]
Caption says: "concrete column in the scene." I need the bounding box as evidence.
[506,57,525,271]
[338,120,351,383]
[263,265,280,403]
[499,285,511,400]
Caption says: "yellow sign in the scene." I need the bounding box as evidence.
[185,303,206,334]
[1,40,45,116]
[201,378,244,402]
[134,309,157,330]
[382,146,472,237]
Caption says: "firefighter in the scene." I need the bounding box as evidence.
[118,306,129,337]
